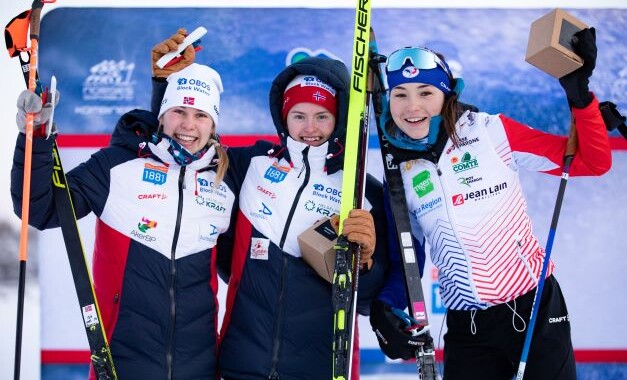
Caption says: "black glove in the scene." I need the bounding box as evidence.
[559,27,597,108]
[599,101,627,139]
[369,299,433,360]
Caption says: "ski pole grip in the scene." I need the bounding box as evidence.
[29,0,44,39]
[565,113,578,158]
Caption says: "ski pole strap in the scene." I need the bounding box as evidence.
[565,114,578,159]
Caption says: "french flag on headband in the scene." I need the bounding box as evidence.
[183,96,195,105]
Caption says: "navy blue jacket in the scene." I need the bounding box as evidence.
[12,110,240,380]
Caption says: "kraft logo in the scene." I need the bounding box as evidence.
[452,194,464,206]
[304,200,315,211]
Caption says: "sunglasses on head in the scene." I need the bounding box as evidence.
[386,47,453,80]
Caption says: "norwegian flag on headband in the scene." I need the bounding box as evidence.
[281,75,337,120]
[183,96,195,105]
[312,91,327,102]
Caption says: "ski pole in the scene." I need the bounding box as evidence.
[11,1,55,379]
[516,118,578,380]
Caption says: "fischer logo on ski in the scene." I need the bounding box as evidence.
[331,1,371,379]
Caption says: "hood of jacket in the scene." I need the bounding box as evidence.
[268,56,350,174]
[109,108,159,152]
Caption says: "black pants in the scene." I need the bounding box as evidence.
[443,276,576,380]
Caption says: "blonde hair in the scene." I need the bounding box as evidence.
[209,134,229,186]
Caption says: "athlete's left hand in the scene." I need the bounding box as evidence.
[332,209,375,270]
[559,27,597,108]
[15,89,59,137]
[151,28,196,78]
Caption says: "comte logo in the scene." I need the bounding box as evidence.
[451,152,479,173]
[452,194,464,206]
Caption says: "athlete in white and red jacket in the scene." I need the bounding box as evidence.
[369,28,611,380]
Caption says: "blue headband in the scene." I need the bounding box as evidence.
[385,47,453,95]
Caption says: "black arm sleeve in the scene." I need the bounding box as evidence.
[151,77,168,116]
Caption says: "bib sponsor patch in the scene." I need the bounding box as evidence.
[251,238,270,260]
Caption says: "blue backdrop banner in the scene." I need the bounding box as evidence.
[38,8,626,136]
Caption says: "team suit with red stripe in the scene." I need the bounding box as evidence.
[11,109,239,380]
[187,57,388,380]
[380,97,611,378]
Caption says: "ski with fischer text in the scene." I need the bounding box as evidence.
[331,0,372,379]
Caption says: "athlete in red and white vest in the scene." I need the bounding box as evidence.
[370,28,611,380]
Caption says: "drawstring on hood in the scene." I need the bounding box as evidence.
[325,137,344,161]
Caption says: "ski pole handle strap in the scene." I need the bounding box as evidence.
[566,114,578,158]
[29,0,44,39]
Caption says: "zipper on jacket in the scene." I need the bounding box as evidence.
[268,254,288,379]
[269,147,309,377]
[167,166,186,380]
[279,147,310,248]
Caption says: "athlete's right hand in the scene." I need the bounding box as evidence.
[151,28,196,78]
[16,89,58,136]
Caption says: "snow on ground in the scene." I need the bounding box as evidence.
[1,282,41,380]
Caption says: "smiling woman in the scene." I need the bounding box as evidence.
[283,74,338,147]
[154,63,230,182]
